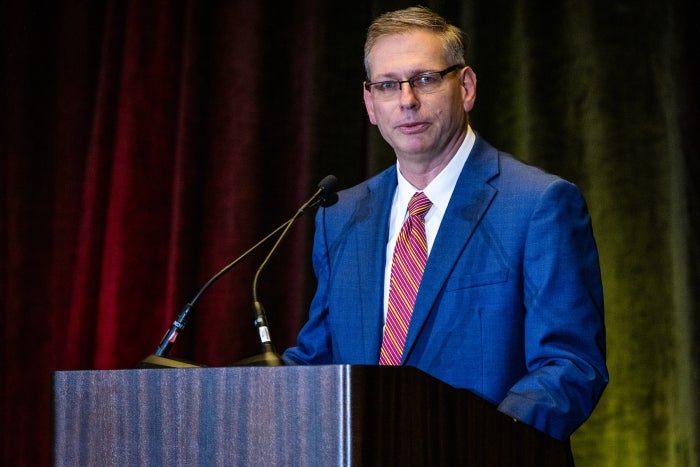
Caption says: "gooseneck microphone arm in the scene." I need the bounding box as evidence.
[252,176,338,304]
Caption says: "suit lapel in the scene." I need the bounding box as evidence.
[402,137,499,361]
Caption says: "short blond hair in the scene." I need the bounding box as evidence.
[364,6,467,78]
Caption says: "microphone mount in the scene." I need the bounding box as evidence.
[139,175,338,368]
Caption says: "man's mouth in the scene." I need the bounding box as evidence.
[397,121,429,133]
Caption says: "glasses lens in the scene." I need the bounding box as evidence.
[370,81,400,98]
[410,73,442,92]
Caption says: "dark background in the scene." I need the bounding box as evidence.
[1,1,698,465]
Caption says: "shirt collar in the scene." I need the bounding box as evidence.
[395,126,476,216]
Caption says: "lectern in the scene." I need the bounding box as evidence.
[53,365,572,466]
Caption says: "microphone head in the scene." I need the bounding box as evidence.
[317,174,339,207]
[317,174,338,192]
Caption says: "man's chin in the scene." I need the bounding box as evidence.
[390,136,432,155]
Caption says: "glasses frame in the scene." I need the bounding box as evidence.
[364,64,464,96]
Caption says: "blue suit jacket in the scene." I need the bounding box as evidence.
[284,135,608,440]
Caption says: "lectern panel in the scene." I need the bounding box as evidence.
[54,365,570,466]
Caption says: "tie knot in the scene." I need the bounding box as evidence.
[408,192,432,219]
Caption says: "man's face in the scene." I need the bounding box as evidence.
[363,30,476,166]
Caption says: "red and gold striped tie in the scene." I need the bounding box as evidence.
[379,191,432,366]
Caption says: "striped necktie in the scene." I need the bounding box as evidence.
[379,191,432,366]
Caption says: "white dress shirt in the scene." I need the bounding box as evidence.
[382,126,476,319]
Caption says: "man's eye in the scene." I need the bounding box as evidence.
[413,74,439,86]
[378,81,399,91]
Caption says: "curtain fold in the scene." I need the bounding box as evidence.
[1,1,697,465]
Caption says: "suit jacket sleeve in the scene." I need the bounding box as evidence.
[495,178,608,440]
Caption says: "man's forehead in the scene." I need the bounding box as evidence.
[367,31,446,78]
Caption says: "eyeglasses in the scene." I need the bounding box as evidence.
[364,65,463,100]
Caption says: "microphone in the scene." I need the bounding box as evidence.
[139,175,338,368]
[236,174,338,366]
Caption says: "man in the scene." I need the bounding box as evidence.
[283,6,608,442]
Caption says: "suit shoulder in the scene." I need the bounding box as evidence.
[495,151,581,196]
[469,136,584,207]
[333,165,396,210]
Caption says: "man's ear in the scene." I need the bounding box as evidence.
[363,83,378,125]
[461,67,477,113]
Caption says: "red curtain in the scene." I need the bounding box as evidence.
[1,2,327,464]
